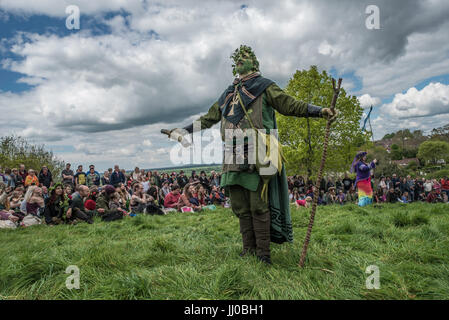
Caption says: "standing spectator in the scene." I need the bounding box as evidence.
[38,166,53,189]
[423,179,433,196]
[326,177,335,192]
[110,165,125,187]
[11,168,23,187]
[101,171,110,186]
[378,177,387,195]
[415,178,424,201]
[3,168,15,189]
[406,175,415,202]
[25,169,39,187]
[342,173,353,194]
[61,163,74,187]
[399,177,410,199]
[74,165,87,187]
[132,167,142,182]
[86,165,101,187]
[385,176,392,190]
[441,177,449,199]
[391,174,400,190]
[18,164,27,183]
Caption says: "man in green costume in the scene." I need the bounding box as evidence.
[167,45,337,264]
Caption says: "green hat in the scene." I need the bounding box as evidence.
[231,45,260,76]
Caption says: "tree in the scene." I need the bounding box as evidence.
[390,144,402,160]
[417,140,449,166]
[277,66,370,176]
[430,123,449,142]
[0,135,65,179]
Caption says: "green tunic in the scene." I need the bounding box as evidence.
[193,83,318,191]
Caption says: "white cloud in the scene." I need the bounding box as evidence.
[381,82,449,118]
[358,94,381,109]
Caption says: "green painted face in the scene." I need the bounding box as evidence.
[235,57,254,76]
[231,45,259,76]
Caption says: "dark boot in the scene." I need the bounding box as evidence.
[252,210,271,258]
[239,248,256,257]
[257,255,272,265]
[239,215,256,256]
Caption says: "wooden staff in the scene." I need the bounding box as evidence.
[299,77,342,268]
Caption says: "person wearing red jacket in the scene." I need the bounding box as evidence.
[440,177,449,200]
[163,185,181,209]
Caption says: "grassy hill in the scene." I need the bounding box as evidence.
[1,202,448,300]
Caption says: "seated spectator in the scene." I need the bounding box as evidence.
[161,181,171,197]
[23,186,45,217]
[374,188,384,203]
[146,185,165,215]
[386,187,399,203]
[116,183,131,210]
[195,184,208,206]
[177,183,202,212]
[163,185,181,209]
[209,185,226,206]
[399,191,409,204]
[25,169,39,187]
[108,192,123,211]
[337,189,346,205]
[426,189,438,203]
[67,185,94,224]
[44,183,69,225]
[96,185,127,221]
[9,188,24,213]
[130,183,149,213]
[65,185,74,199]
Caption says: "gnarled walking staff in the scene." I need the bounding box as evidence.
[299,77,342,268]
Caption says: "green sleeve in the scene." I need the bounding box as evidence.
[265,83,322,118]
[184,102,221,133]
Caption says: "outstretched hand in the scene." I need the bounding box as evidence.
[321,108,339,123]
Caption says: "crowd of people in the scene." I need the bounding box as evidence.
[0,163,228,229]
[1,162,448,228]
[288,173,449,208]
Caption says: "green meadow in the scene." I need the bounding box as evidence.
[1,202,448,300]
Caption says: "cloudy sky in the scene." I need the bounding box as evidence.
[1,0,449,171]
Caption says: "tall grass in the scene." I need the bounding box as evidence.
[0,202,448,300]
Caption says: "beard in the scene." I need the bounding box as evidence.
[235,59,254,76]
